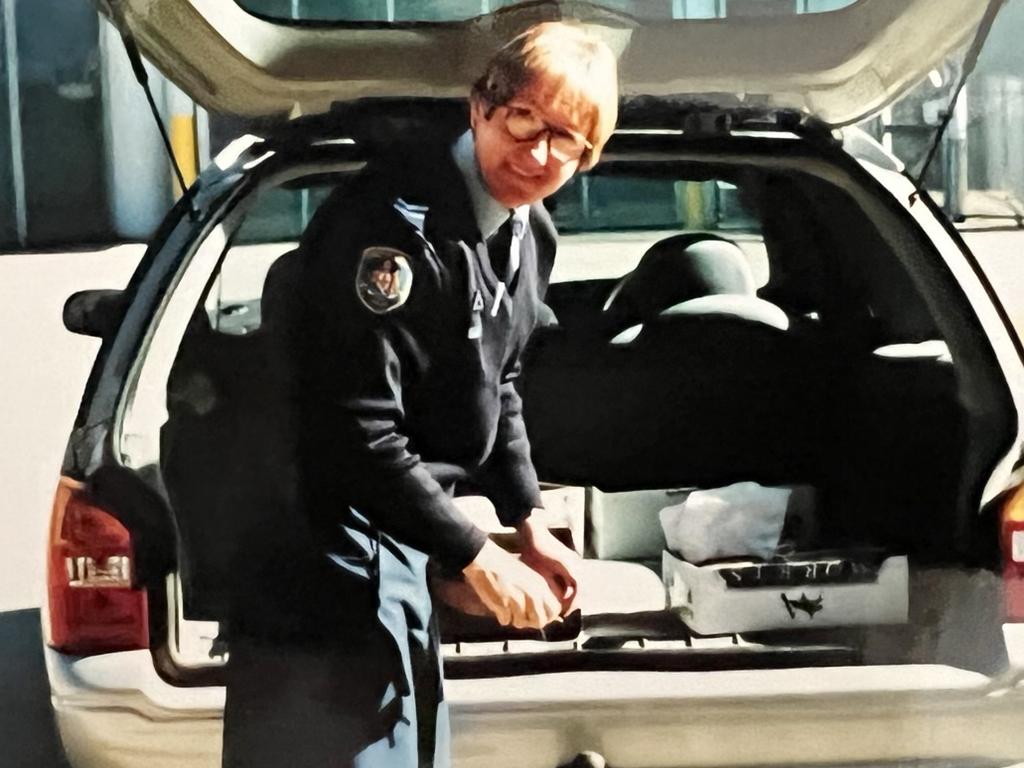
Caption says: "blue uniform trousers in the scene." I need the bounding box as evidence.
[222,516,450,768]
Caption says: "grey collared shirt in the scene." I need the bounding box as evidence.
[451,130,529,278]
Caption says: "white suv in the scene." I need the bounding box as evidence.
[45,1,1024,766]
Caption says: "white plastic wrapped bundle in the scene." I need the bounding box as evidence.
[659,481,791,563]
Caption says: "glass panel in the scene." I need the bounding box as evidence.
[862,0,1024,222]
[547,170,764,284]
[233,183,334,245]
[796,0,856,13]
[549,173,760,235]
[965,0,1024,218]
[394,0,485,22]
[252,0,390,21]
[206,165,764,312]
[232,0,872,23]
[672,0,722,19]
[0,7,17,247]
[16,0,108,245]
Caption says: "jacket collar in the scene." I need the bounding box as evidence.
[374,134,479,245]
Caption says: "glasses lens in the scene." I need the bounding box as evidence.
[504,109,544,141]
[549,134,586,161]
[504,106,588,162]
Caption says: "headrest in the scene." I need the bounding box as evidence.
[603,235,756,332]
[661,294,791,331]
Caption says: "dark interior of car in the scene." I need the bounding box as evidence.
[157,160,1012,652]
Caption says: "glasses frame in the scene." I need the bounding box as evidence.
[498,102,593,164]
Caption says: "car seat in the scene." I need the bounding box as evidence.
[521,236,824,491]
[600,234,761,340]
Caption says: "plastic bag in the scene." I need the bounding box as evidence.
[659,481,791,563]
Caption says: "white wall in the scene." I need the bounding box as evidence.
[0,246,142,612]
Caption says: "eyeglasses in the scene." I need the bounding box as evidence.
[500,104,592,164]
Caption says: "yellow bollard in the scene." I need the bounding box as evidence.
[169,112,198,198]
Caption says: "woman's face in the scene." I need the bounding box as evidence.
[471,80,590,208]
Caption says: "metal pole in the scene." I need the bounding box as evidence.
[581,175,591,224]
[943,85,969,220]
[2,0,27,246]
[166,81,197,198]
[195,104,211,169]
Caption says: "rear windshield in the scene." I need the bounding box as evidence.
[233,169,761,245]
[551,174,758,235]
[230,166,764,286]
[235,0,858,24]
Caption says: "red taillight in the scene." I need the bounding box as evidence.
[46,477,149,655]
[1001,484,1024,622]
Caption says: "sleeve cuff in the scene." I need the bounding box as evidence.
[495,504,535,529]
[436,523,490,573]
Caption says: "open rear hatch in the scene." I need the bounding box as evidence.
[97,0,1001,126]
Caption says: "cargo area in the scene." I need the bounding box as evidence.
[132,141,1018,683]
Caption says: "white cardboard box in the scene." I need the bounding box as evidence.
[662,549,909,635]
[588,488,688,559]
[454,486,586,554]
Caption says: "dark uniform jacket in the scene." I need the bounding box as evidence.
[295,138,557,582]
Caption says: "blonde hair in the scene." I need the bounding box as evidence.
[472,21,619,169]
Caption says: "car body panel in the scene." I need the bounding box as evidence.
[46,645,1024,768]
[856,160,1024,506]
[47,121,1024,766]
[66,127,1024,608]
[99,0,999,126]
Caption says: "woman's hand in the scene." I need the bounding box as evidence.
[515,516,581,616]
[461,539,563,629]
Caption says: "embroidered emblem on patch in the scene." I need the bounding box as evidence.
[356,247,413,314]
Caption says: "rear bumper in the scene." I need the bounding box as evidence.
[46,645,1024,768]
[45,647,223,768]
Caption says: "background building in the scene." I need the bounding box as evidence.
[0,0,1021,250]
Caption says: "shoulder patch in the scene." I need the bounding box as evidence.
[356,246,414,314]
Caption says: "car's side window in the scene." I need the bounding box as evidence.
[201,182,335,337]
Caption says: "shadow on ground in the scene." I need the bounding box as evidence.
[0,609,70,767]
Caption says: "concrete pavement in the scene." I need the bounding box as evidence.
[0,609,70,767]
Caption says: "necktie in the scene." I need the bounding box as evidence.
[510,211,524,277]
[484,211,526,320]
[487,210,525,284]
[487,215,514,283]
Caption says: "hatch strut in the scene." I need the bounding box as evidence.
[912,0,1005,200]
[104,0,199,220]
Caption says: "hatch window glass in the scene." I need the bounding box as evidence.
[550,175,759,235]
[546,170,765,284]
[235,0,858,23]
[854,0,1024,227]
